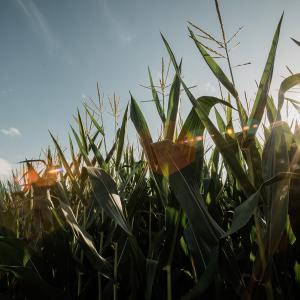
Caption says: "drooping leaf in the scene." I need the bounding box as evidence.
[226,172,300,237]
[190,96,255,197]
[277,73,300,118]
[59,202,113,279]
[86,167,132,236]
[182,245,219,300]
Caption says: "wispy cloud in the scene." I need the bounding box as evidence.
[197,82,217,95]
[14,0,59,55]
[101,0,136,45]
[1,127,21,137]
[0,158,12,180]
[0,88,14,95]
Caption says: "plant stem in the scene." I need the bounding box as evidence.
[166,265,172,300]
[148,201,152,257]
[113,242,118,300]
[98,209,104,300]
[214,0,235,87]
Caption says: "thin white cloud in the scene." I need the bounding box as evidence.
[1,127,21,137]
[197,82,217,95]
[15,0,59,55]
[101,0,136,45]
[0,158,12,180]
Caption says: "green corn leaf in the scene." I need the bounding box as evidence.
[68,134,79,174]
[60,202,113,279]
[105,129,119,164]
[182,245,219,300]
[161,33,179,71]
[226,94,232,125]
[188,28,238,99]
[130,93,158,176]
[116,104,129,169]
[50,132,75,181]
[177,108,204,188]
[262,121,292,259]
[187,28,248,125]
[245,140,263,189]
[263,124,271,142]
[86,167,132,236]
[87,136,105,168]
[161,34,254,195]
[165,61,182,141]
[151,141,244,294]
[266,96,277,125]
[289,125,300,240]
[177,98,233,188]
[50,132,86,203]
[148,67,166,123]
[0,237,68,298]
[178,108,203,142]
[70,126,92,166]
[291,37,300,47]
[145,259,158,300]
[184,95,254,196]
[226,172,300,237]
[193,98,255,196]
[85,106,105,136]
[130,94,153,145]
[247,14,283,137]
[151,140,224,262]
[285,97,300,114]
[214,108,226,134]
[158,207,183,270]
[77,109,88,153]
[278,73,300,119]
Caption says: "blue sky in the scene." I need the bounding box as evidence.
[0,0,300,178]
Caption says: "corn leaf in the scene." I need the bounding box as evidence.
[246,14,283,138]
[165,61,182,141]
[277,73,300,118]
[116,104,129,168]
[148,67,166,123]
[86,167,132,236]
[187,28,248,125]
[60,202,113,279]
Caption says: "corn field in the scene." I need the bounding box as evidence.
[1,4,300,300]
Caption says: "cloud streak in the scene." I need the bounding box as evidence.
[101,0,136,44]
[15,0,59,55]
[1,127,21,137]
[197,82,217,95]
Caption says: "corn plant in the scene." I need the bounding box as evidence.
[0,3,300,300]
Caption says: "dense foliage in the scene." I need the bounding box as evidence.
[1,6,300,300]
